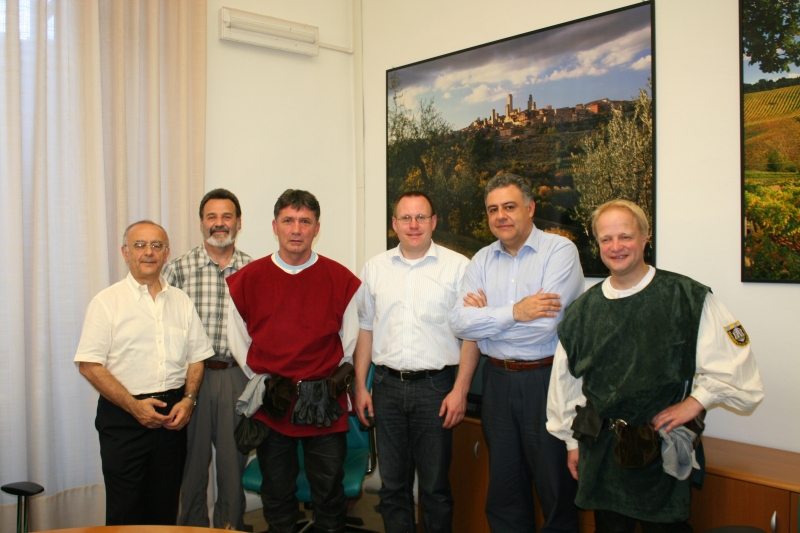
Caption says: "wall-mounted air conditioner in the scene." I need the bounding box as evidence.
[219,7,319,56]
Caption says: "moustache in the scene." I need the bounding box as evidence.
[209,226,230,235]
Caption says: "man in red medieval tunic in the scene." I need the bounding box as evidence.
[226,189,361,533]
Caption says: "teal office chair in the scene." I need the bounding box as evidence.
[242,366,378,533]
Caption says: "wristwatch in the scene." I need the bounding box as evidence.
[183,393,197,406]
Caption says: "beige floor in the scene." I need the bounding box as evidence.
[243,490,386,533]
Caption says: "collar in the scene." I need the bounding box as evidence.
[602,265,656,299]
[391,241,438,265]
[491,224,539,257]
[197,244,246,271]
[272,251,318,274]
[125,271,169,301]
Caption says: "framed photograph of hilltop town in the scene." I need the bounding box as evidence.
[386,2,655,278]
[740,0,800,282]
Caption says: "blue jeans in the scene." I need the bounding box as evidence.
[373,365,456,533]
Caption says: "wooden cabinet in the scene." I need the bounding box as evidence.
[450,418,491,533]
[448,424,800,533]
[689,437,800,533]
[448,417,594,533]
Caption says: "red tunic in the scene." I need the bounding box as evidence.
[227,254,361,437]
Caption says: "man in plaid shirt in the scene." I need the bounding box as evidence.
[164,189,253,531]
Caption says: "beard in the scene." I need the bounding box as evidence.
[206,227,236,248]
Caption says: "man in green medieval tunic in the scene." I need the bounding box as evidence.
[546,199,763,533]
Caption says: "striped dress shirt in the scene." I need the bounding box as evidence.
[357,242,469,371]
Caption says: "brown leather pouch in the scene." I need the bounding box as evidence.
[233,416,270,454]
[262,374,296,419]
[614,421,661,468]
[327,362,355,399]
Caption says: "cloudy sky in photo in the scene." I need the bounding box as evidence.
[388,3,652,130]
[743,57,800,84]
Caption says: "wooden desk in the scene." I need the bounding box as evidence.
[37,527,233,533]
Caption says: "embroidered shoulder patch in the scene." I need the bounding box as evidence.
[725,321,749,347]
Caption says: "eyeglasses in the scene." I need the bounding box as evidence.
[127,241,166,252]
[395,214,434,225]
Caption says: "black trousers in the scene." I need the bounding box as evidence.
[256,429,348,533]
[95,395,187,525]
[481,362,579,533]
[595,510,693,533]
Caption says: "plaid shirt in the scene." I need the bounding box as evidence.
[163,245,253,361]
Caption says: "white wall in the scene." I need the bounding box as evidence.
[204,0,799,451]
[360,0,800,451]
[205,0,357,269]
[204,1,358,512]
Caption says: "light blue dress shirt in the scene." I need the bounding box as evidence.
[449,225,585,359]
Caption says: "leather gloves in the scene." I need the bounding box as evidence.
[292,379,344,428]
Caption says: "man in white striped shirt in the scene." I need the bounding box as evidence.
[354,191,480,533]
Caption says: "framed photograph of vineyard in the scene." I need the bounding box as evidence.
[386,2,655,278]
[740,0,800,282]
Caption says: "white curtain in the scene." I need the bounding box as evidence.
[0,1,206,530]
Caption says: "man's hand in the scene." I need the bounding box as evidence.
[354,384,374,428]
[568,448,579,480]
[652,396,704,435]
[129,398,170,429]
[512,288,562,322]
[439,389,467,429]
[163,397,194,430]
[463,289,487,308]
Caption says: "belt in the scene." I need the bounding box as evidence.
[603,418,627,431]
[489,356,554,371]
[205,359,239,370]
[383,366,451,382]
[134,386,184,404]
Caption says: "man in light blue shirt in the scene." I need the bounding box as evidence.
[450,174,584,533]
[355,191,480,533]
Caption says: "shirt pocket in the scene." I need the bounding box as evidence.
[416,291,449,324]
[168,326,188,365]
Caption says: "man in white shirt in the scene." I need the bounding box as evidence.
[75,220,214,526]
[546,200,763,533]
[354,191,479,533]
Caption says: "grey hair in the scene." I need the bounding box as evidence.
[122,220,169,247]
[484,173,533,205]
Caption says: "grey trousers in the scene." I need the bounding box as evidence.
[178,366,249,529]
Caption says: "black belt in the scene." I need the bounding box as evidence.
[134,386,184,404]
[383,366,452,382]
[205,359,238,370]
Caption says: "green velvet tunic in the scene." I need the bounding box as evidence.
[558,269,709,522]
